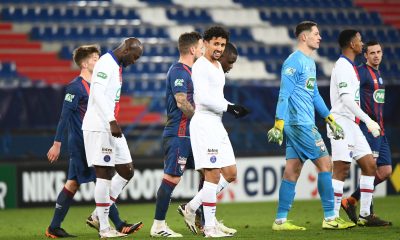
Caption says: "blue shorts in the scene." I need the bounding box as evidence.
[68,149,96,184]
[362,130,392,166]
[163,137,194,176]
[285,124,329,162]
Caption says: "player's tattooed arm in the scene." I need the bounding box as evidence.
[175,92,194,118]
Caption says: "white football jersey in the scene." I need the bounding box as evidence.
[330,57,360,120]
[192,56,229,116]
[82,52,122,132]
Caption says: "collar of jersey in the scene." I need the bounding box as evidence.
[340,54,355,66]
[107,50,120,66]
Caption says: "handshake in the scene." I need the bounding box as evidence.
[227,104,250,118]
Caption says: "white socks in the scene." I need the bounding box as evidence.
[216,174,229,194]
[332,179,344,217]
[110,173,129,202]
[95,178,111,231]
[188,189,203,213]
[360,175,375,217]
[202,181,218,228]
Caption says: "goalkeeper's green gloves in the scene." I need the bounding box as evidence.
[267,119,284,145]
[325,114,345,140]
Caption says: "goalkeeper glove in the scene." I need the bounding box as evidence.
[227,104,250,118]
[366,118,381,137]
[325,114,345,140]
[267,119,284,145]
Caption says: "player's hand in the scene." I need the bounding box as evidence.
[227,104,250,118]
[110,120,122,138]
[366,118,381,138]
[47,141,61,163]
[325,114,345,140]
[267,119,284,145]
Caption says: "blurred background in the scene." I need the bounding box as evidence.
[0,0,399,208]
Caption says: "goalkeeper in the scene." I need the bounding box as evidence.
[267,21,354,231]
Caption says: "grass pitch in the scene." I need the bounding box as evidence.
[0,196,399,239]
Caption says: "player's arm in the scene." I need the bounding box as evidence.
[336,65,380,137]
[47,84,79,163]
[91,63,122,137]
[192,64,230,114]
[175,92,194,119]
[171,69,195,118]
[313,81,344,139]
[267,63,296,145]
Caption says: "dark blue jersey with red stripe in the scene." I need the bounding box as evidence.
[54,76,90,153]
[357,63,385,135]
[163,62,194,138]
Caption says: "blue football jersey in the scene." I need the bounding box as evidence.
[55,76,90,153]
[163,62,194,138]
[275,50,329,125]
[357,63,385,135]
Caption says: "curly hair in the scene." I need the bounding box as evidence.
[203,26,229,42]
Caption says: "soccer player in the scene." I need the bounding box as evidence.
[45,45,142,238]
[177,26,249,238]
[149,31,203,238]
[82,38,143,238]
[329,30,386,227]
[267,21,353,230]
[341,41,392,226]
[192,41,239,235]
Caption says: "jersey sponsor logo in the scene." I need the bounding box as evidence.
[373,89,385,103]
[355,88,360,102]
[97,72,107,79]
[284,67,296,76]
[64,93,75,102]
[210,155,217,163]
[305,77,315,91]
[339,82,348,88]
[115,88,121,101]
[207,148,218,155]
[174,79,184,87]
[177,156,187,165]
[102,147,113,154]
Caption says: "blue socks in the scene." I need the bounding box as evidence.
[109,203,124,229]
[318,172,335,219]
[50,187,75,229]
[154,178,176,220]
[276,179,296,219]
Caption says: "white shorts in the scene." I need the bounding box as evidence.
[190,112,236,170]
[328,117,372,162]
[83,131,132,167]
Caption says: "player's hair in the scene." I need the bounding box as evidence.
[203,26,229,42]
[223,42,238,56]
[295,21,317,38]
[364,40,381,53]
[72,44,101,68]
[178,31,202,55]
[338,29,359,49]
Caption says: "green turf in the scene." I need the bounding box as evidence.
[0,196,399,239]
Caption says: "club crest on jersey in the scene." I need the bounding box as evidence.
[210,155,217,163]
[64,93,75,102]
[284,67,296,76]
[305,77,315,91]
[373,89,385,103]
[97,72,107,79]
[174,79,184,87]
[104,155,111,162]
